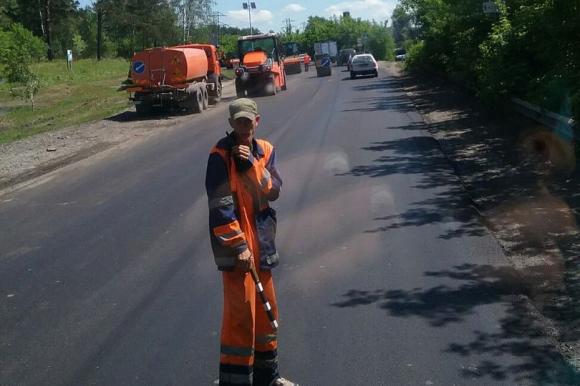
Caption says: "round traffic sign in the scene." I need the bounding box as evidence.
[132,60,145,74]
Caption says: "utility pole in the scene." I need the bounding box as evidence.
[242,2,256,35]
[96,0,103,61]
[182,3,187,43]
[42,0,54,60]
[210,11,225,45]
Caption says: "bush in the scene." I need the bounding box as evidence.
[400,0,579,121]
[0,23,45,109]
[368,26,395,60]
[404,40,426,71]
[72,33,87,58]
[0,23,46,82]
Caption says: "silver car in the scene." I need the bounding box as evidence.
[350,54,378,79]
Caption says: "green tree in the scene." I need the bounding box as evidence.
[0,23,45,81]
[0,23,44,109]
[218,33,238,58]
[400,0,580,119]
[3,0,78,60]
[72,32,86,57]
[299,14,394,60]
[0,1,18,28]
[391,4,413,47]
[94,0,181,58]
[172,0,213,43]
[367,23,395,60]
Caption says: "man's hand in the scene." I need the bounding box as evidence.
[236,248,253,272]
[232,145,251,161]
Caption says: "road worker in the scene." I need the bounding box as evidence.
[205,98,297,386]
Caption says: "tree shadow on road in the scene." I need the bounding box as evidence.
[342,95,416,112]
[340,78,409,113]
[331,264,580,385]
[339,126,487,240]
[343,67,580,350]
[351,77,403,91]
[400,70,580,346]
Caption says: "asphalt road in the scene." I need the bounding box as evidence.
[1,66,577,386]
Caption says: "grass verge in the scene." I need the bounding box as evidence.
[0,58,131,144]
[221,68,235,80]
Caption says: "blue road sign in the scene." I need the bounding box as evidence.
[133,61,145,74]
[321,57,331,67]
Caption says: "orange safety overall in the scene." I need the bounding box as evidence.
[206,135,282,386]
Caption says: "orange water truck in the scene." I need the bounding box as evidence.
[124,43,222,115]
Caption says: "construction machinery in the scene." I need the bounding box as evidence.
[282,42,310,74]
[234,33,287,97]
[315,53,332,77]
[124,43,222,115]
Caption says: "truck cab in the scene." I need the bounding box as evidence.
[235,33,287,97]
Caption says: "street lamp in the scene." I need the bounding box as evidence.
[242,2,256,35]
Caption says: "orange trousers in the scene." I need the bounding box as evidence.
[219,268,279,386]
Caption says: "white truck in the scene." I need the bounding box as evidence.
[314,41,338,62]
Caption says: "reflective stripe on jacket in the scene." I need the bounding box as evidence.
[206,135,282,271]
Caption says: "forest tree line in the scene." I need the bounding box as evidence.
[390,0,580,119]
[1,0,222,60]
[1,1,396,64]
[6,0,573,119]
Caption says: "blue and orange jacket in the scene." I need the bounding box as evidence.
[205,135,282,271]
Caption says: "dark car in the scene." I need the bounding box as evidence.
[394,48,407,61]
[338,48,356,66]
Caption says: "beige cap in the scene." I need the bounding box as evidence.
[229,98,258,120]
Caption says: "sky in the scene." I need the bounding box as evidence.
[78,1,400,34]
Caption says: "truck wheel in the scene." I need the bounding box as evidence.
[209,81,222,104]
[192,90,203,113]
[266,78,277,96]
[135,103,150,116]
[202,88,209,110]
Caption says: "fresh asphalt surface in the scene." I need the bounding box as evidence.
[1,66,578,386]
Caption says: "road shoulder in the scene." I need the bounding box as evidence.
[0,79,235,195]
[380,61,580,373]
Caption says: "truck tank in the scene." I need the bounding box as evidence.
[131,47,208,89]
